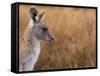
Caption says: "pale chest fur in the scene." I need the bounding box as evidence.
[19,22,41,71]
[20,42,40,71]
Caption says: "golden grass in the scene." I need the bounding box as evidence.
[19,5,96,70]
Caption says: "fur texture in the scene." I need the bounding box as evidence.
[19,18,41,71]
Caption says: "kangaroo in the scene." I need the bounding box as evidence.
[19,8,54,71]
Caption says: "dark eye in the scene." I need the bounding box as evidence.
[42,27,48,31]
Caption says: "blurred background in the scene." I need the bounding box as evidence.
[19,5,96,70]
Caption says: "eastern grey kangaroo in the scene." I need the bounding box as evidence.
[19,8,54,71]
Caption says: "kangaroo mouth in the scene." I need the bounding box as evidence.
[47,38,55,43]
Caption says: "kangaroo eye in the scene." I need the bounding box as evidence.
[42,27,48,31]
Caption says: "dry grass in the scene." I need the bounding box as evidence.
[19,5,96,70]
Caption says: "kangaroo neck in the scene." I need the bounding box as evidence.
[32,36,40,52]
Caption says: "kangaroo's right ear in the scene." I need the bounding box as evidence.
[39,11,45,20]
[29,8,38,20]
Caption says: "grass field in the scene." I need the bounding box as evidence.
[19,5,96,70]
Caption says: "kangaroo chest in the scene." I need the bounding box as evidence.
[20,42,40,71]
[20,30,41,71]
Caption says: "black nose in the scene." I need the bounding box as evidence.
[51,37,54,41]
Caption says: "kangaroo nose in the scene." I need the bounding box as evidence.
[51,37,54,41]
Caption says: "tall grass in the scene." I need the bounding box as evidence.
[19,5,96,70]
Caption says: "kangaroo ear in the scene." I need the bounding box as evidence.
[39,11,45,20]
[30,8,38,19]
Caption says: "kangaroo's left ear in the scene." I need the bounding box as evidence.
[39,11,46,20]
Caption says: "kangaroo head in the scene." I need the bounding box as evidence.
[29,8,54,43]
